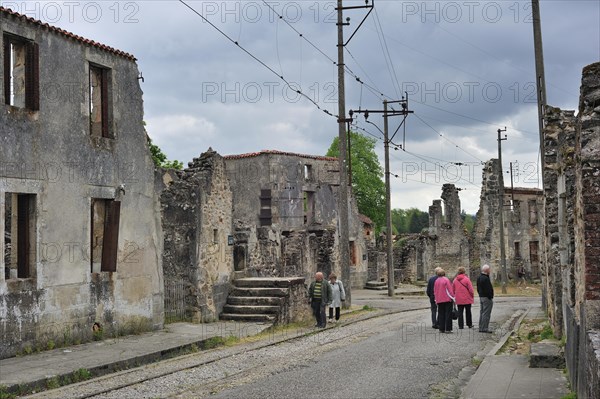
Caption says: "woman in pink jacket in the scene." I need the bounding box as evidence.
[434,268,455,333]
[452,267,474,329]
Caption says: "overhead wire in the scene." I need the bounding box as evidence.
[178,0,338,119]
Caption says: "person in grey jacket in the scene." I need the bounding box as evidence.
[328,273,346,323]
[476,264,494,333]
[308,272,332,328]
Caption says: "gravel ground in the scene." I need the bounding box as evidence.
[25,297,538,399]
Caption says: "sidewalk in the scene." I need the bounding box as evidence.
[0,289,427,396]
[461,307,570,399]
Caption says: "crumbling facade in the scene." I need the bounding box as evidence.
[543,62,600,399]
[160,149,233,322]
[473,160,544,282]
[394,184,469,282]
[0,8,164,359]
[223,151,368,288]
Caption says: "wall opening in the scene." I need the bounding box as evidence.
[514,241,521,259]
[259,189,272,226]
[91,199,121,273]
[350,240,357,266]
[528,200,538,225]
[3,34,39,110]
[529,240,539,279]
[303,191,315,224]
[3,192,36,279]
[89,64,112,138]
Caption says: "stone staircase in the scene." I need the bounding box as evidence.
[364,280,389,290]
[220,277,305,323]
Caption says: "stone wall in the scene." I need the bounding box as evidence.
[544,62,600,399]
[160,149,233,323]
[224,151,367,290]
[0,11,164,359]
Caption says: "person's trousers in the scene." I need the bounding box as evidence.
[429,297,438,327]
[479,297,493,331]
[311,300,327,327]
[457,304,472,328]
[329,307,341,320]
[437,301,453,332]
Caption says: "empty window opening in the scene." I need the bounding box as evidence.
[528,200,538,225]
[529,241,540,279]
[3,35,39,110]
[304,164,313,181]
[303,191,315,224]
[3,193,36,279]
[213,229,218,244]
[350,240,357,266]
[89,64,111,138]
[514,241,521,258]
[91,199,121,273]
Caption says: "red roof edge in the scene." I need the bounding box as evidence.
[223,149,338,162]
[1,7,136,61]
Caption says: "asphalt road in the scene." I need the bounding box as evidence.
[170,296,539,399]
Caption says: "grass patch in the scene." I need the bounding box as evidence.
[561,392,577,399]
[361,304,375,311]
[0,385,16,399]
[72,368,92,383]
[201,335,240,350]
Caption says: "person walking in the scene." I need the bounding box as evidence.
[328,273,345,323]
[452,267,474,329]
[308,272,332,328]
[433,268,455,333]
[426,267,442,329]
[477,264,494,333]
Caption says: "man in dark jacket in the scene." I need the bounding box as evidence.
[308,272,332,328]
[476,264,494,333]
[426,267,442,329]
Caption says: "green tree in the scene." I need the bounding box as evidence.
[461,210,476,234]
[326,132,386,230]
[148,137,183,170]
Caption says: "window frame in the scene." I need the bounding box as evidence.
[3,33,39,111]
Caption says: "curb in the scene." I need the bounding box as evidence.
[18,305,430,398]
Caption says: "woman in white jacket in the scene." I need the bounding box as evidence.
[328,273,346,323]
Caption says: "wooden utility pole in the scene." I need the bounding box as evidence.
[350,98,412,297]
[336,0,351,307]
[532,0,547,188]
[498,128,508,294]
[383,100,393,296]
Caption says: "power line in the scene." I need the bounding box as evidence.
[178,0,337,119]
[372,7,401,98]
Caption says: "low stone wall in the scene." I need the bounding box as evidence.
[583,331,600,399]
[350,269,368,289]
[277,278,311,324]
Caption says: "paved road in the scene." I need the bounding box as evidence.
[82,296,538,399]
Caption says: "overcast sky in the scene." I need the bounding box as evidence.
[4,0,599,213]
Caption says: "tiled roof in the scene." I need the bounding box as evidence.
[224,150,338,162]
[504,187,543,195]
[1,7,136,61]
[358,214,374,225]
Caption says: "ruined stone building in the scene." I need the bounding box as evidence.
[472,160,544,281]
[542,62,600,398]
[392,184,470,282]
[223,150,368,288]
[0,8,164,358]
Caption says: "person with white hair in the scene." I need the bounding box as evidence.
[476,264,494,333]
[308,272,332,328]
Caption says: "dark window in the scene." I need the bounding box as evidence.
[89,64,112,138]
[3,35,39,110]
[4,192,36,279]
[304,164,313,181]
[91,199,121,272]
[259,189,272,226]
[514,241,521,258]
[529,241,539,279]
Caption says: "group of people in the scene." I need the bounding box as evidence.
[426,264,495,334]
[308,272,346,328]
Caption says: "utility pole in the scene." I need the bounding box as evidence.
[498,128,508,294]
[336,0,351,307]
[532,0,547,188]
[383,100,393,296]
[335,0,372,307]
[350,97,412,297]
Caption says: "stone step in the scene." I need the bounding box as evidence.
[530,341,566,368]
[227,296,285,306]
[222,304,280,314]
[365,280,387,287]
[233,277,305,288]
[220,313,276,322]
[231,287,289,297]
